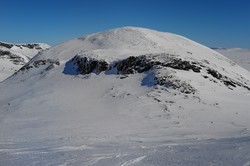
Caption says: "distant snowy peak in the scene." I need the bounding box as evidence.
[30,27,241,74]
[12,27,250,94]
[33,26,219,62]
[0,41,50,81]
[0,41,50,60]
[0,41,50,50]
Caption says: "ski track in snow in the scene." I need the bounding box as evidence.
[1,137,250,165]
[119,156,146,166]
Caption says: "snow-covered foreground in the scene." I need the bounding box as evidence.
[1,137,250,165]
[1,27,250,165]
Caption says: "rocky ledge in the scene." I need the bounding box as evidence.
[69,53,203,94]
[206,68,250,91]
[72,56,109,74]
[20,59,60,72]
[68,53,250,93]
[114,54,201,74]
[0,42,44,50]
[0,49,26,65]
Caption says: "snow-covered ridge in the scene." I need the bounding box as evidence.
[0,41,50,50]
[29,27,248,75]
[0,41,50,61]
[0,41,50,82]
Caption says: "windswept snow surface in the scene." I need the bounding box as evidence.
[1,27,250,165]
[0,42,50,81]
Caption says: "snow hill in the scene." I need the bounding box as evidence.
[1,27,250,165]
[212,47,250,71]
[0,41,50,81]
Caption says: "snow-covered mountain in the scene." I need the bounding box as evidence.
[212,47,250,71]
[0,41,50,81]
[1,27,250,165]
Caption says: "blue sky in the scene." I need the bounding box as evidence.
[0,0,249,48]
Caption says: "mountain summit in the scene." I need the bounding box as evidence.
[11,27,250,93]
[1,27,250,164]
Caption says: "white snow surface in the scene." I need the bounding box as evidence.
[1,27,250,165]
[0,41,50,82]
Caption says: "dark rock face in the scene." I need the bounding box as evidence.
[0,50,11,56]
[154,75,196,94]
[207,69,222,79]
[115,56,154,74]
[207,68,250,91]
[72,56,109,74]
[70,54,201,94]
[114,54,201,74]
[71,54,202,76]
[163,59,201,73]
[223,80,236,87]
[21,44,43,50]
[112,55,200,94]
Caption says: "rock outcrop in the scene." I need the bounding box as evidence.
[72,55,109,75]
[0,42,45,50]
[68,53,250,94]
[0,50,26,65]
[20,59,60,72]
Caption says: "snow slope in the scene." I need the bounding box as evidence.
[1,27,250,165]
[213,47,250,71]
[0,41,50,81]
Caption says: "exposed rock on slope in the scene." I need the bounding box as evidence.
[0,49,26,65]
[0,42,47,50]
[0,41,50,81]
[72,55,109,75]
[64,52,250,94]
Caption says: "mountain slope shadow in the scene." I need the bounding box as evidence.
[63,60,79,75]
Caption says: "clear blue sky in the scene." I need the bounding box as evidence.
[0,0,249,48]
